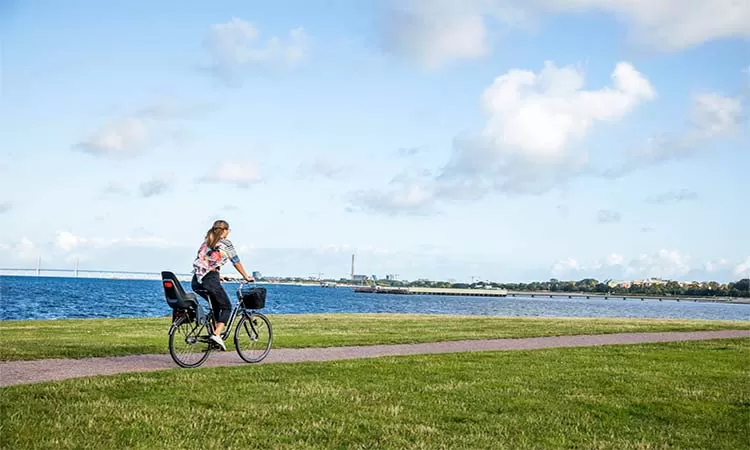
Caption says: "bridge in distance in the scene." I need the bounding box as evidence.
[0,268,192,281]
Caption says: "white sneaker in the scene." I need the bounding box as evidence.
[209,334,226,351]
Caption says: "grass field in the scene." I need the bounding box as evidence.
[1,338,748,449]
[1,315,748,448]
[1,313,749,361]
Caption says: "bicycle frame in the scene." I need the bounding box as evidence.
[205,281,258,340]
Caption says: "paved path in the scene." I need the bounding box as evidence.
[1,330,747,387]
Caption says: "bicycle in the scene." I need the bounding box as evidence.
[161,271,273,368]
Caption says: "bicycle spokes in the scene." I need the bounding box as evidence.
[234,312,272,363]
[168,317,212,368]
[244,320,258,340]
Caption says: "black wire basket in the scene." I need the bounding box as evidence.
[237,285,267,309]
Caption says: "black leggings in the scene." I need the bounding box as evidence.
[192,271,232,324]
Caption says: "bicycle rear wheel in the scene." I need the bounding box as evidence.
[234,311,272,363]
[168,316,211,368]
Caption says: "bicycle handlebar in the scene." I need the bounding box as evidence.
[219,276,256,284]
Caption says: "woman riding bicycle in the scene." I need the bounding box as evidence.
[192,219,254,350]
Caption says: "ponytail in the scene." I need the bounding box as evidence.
[204,220,229,249]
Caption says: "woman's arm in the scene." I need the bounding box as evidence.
[222,239,253,282]
[233,261,254,282]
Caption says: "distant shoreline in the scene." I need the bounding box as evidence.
[1,273,747,303]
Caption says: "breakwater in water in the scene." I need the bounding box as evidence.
[354,286,508,297]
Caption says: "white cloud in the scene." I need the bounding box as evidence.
[646,189,699,205]
[101,176,173,199]
[56,232,87,252]
[553,253,626,278]
[347,164,503,215]
[380,0,749,67]
[542,0,750,51]
[381,0,494,68]
[55,231,177,252]
[600,253,624,267]
[605,90,746,177]
[735,257,750,278]
[551,257,580,277]
[19,238,37,260]
[0,232,188,272]
[689,93,744,139]
[139,178,171,198]
[596,209,621,224]
[207,18,309,81]
[550,253,625,278]
[349,176,437,216]
[199,161,262,188]
[76,118,150,157]
[479,61,654,161]
[705,258,730,273]
[75,97,208,158]
[551,249,702,280]
[351,61,656,214]
[6,237,39,261]
[441,61,654,194]
[349,64,743,216]
[626,249,692,279]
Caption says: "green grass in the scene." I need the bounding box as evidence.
[1,339,748,449]
[1,313,749,361]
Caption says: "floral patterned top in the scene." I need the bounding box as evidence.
[192,238,240,282]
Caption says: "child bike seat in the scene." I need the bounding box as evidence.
[161,271,198,310]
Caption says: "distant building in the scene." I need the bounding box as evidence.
[252,271,262,279]
[630,278,668,287]
[352,274,368,281]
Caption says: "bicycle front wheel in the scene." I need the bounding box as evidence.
[234,312,272,363]
[168,316,211,368]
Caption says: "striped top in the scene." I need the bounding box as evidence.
[192,238,240,282]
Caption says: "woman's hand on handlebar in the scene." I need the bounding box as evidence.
[233,261,254,283]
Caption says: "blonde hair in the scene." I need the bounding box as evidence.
[205,220,229,249]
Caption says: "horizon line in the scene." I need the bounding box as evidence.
[0,267,747,284]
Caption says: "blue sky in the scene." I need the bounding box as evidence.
[1,0,748,282]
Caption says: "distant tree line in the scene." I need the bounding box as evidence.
[364,277,750,298]
[264,275,750,298]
